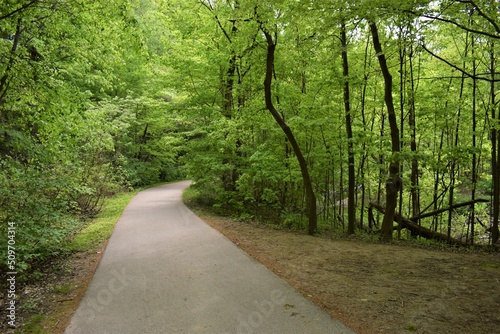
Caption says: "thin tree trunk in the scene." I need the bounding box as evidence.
[358,34,371,228]
[338,130,345,230]
[370,22,401,241]
[434,78,453,232]
[490,41,499,245]
[398,24,407,239]
[470,36,478,244]
[376,112,385,229]
[261,28,317,235]
[448,38,469,240]
[341,22,356,235]
[433,129,445,232]
[408,42,420,228]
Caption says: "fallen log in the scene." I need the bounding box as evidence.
[369,202,468,246]
[410,198,489,221]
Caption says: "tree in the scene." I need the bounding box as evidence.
[341,20,356,235]
[261,26,318,235]
[0,0,185,276]
[370,21,401,241]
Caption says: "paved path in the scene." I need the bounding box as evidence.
[65,181,355,334]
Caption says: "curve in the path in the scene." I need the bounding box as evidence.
[65,181,355,334]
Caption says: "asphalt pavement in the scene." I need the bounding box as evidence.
[65,181,355,334]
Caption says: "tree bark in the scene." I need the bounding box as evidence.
[448,49,468,240]
[407,41,420,231]
[370,22,401,241]
[262,28,317,235]
[470,35,478,244]
[489,41,499,245]
[341,22,356,235]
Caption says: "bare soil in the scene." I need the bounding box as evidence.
[0,245,105,333]
[3,209,500,334]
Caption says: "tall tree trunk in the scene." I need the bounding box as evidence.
[341,22,355,235]
[262,28,317,235]
[398,25,406,240]
[408,40,421,232]
[470,36,478,244]
[370,22,401,241]
[448,35,469,240]
[358,34,371,229]
[376,112,385,229]
[433,128,446,232]
[489,41,499,245]
[430,78,450,232]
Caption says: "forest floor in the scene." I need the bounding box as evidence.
[4,207,500,334]
[0,247,104,334]
[196,211,500,334]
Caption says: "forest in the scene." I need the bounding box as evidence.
[1,0,499,277]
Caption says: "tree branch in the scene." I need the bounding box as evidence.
[0,18,22,101]
[455,0,500,33]
[421,43,500,82]
[199,0,232,43]
[405,10,500,40]
[0,0,39,21]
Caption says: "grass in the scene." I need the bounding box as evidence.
[9,182,190,334]
[68,190,139,252]
[52,283,72,294]
[21,315,45,334]
[181,184,198,204]
[404,324,418,331]
[18,189,140,334]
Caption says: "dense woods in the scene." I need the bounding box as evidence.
[1,0,499,275]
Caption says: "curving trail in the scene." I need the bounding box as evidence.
[65,181,355,334]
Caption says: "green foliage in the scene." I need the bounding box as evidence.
[1,0,499,281]
[69,190,138,253]
[0,157,83,261]
[0,0,187,278]
[167,0,500,243]
[22,314,45,334]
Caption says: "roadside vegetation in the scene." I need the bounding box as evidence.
[2,191,137,334]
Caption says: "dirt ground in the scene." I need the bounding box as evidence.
[0,244,105,333]
[197,212,500,334]
[3,210,500,334]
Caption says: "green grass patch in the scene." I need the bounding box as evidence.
[182,184,198,204]
[68,190,138,252]
[404,324,418,331]
[21,314,45,333]
[52,283,72,294]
